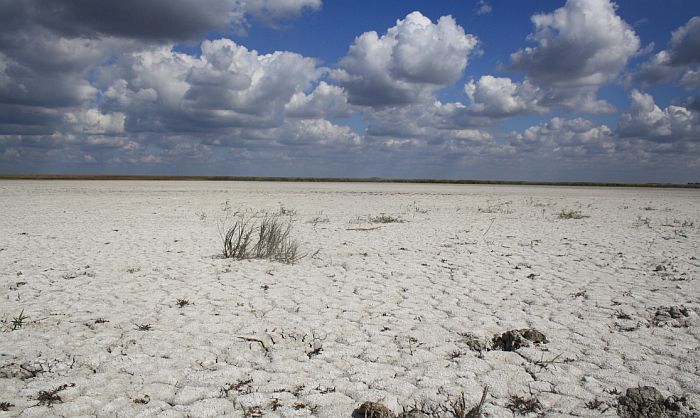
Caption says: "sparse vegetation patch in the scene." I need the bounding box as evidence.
[218,209,302,264]
[506,394,543,415]
[368,214,405,224]
[37,383,75,407]
[558,209,589,219]
[1,309,29,332]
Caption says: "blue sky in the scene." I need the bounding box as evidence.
[1,0,700,182]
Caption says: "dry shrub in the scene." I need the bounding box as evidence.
[558,209,589,219]
[219,210,302,264]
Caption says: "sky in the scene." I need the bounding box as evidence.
[1,0,700,182]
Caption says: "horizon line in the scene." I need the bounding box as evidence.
[0,173,698,188]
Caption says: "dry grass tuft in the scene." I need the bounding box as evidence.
[558,209,589,219]
[37,383,74,407]
[506,394,543,415]
[368,214,404,224]
[398,386,489,418]
[219,210,302,264]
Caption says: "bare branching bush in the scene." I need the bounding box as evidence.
[218,205,302,264]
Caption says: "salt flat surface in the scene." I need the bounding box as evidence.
[0,180,698,417]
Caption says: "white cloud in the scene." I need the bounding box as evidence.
[508,0,639,113]
[631,17,700,87]
[668,16,700,66]
[335,11,478,106]
[5,0,322,41]
[275,119,361,147]
[285,81,351,119]
[65,109,126,135]
[464,76,545,117]
[631,51,680,86]
[361,101,496,159]
[510,0,639,86]
[618,89,700,142]
[681,69,700,90]
[0,0,323,140]
[539,88,617,114]
[509,117,616,156]
[99,39,320,131]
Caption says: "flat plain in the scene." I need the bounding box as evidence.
[0,180,698,417]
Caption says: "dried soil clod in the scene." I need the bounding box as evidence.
[354,401,396,418]
[492,328,548,351]
[460,333,489,352]
[617,386,696,418]
[652,306,692,328]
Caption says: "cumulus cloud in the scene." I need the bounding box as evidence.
[0,34,110,109]
[503,91,699,169]
[273,119,361,147]
[1,0,322,42]
[99,39,320,132]
[631,17,700,87]
[361,101,496,163]
[464,76,545,117]
[64,109,126,135]
[334,11,478,106]
[0,0,380,174]
[0,0,323,136]
[285,82,352,119]
[508,0,639,113]
[681,69,700,90]
[0,31,122,137]
[618,89,700,142]
[667,16,700,66]
[1,0,699,180]
[631,51,680,86]
[508,117,616,156]
[510,0,639,86]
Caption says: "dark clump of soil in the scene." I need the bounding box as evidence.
[617,386,697,418]
[354,401,396,418]
[460,332,489,352]
[652,306,692,328]
[492,328,548,351]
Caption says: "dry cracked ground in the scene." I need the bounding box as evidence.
[0,181,699,417]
